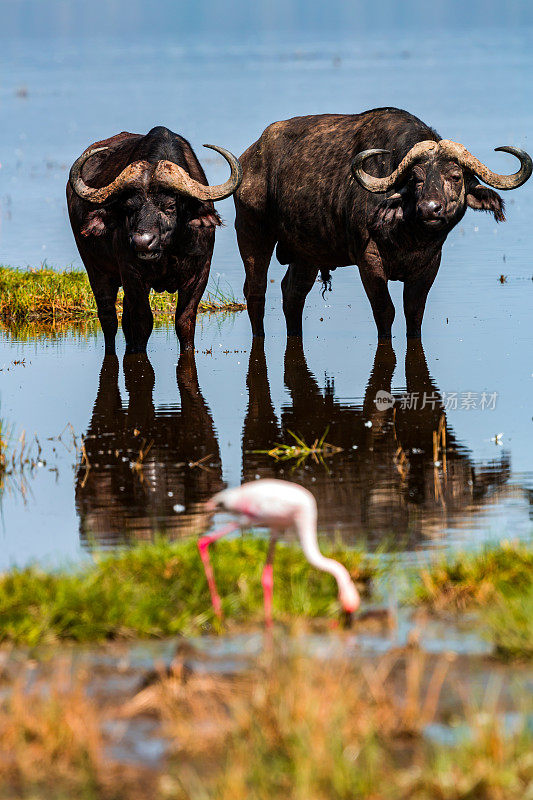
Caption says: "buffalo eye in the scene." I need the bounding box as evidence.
[449,172,462,184]
[123,195,139,211]
[156,198,176,215]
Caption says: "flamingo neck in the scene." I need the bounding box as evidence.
[294,508,353,595]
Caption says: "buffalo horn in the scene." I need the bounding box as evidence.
[352,138,532,193]
[351,141,438,193]
[69,147,152,203]
[153,144,243,201]
[438,140,532,190]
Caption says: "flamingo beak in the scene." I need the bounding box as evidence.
[341,609,354,629]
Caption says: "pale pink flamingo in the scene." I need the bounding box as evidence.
[198,479,360,625]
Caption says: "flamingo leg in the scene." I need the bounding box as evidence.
[261,538,277,628]
[198,522,240,618]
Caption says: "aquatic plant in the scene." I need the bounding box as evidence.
[0,419,7,493]
[252,428,343,468]
[0,265,245,323]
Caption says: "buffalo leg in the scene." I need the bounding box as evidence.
[281,262,318,337]
[87,270,120,354]
[235,212,275,338]
[403,254,441,339]
[358,245,396,341]
[175,265,210,352]
[121,275,153,355]
[359,271,395,341]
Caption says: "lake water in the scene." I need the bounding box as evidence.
[0,2,532,568]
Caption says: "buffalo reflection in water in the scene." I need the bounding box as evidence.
[243,340,510,548]
[75,353,223,547]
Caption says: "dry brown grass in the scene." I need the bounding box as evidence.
[121,645,533,800]
[0,644,531,800]
[0,660,151,800]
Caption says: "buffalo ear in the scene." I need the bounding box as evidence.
[370,192,405,231]
[466,183,505,222]
[80,209,111,237]
[188,203,222,229]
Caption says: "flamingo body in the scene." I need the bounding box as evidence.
[200,479,360,624]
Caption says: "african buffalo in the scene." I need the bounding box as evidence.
[67,126,242,353]
[234,108,531,340]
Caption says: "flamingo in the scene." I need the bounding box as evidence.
[198,479,360,625]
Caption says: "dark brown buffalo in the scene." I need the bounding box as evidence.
[67,126,242,354]
[234,108,531,340]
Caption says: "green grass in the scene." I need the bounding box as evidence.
[0,538,370,646]
[414,541,533,609]
[0,265,245,323]
[1,537,533,656]
[486,585,533,661]
[414,541,533,660]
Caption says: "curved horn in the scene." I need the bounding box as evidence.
[153,144,243,201]
[69,147,151,203]
[438,140,532,190]
[352,141,439,193]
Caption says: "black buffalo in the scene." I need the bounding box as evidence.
[67,126,242,354]
[234,108,531,340]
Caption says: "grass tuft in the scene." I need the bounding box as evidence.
[414,541,533,660]
[0,265,245,323]
[414,541,533,610]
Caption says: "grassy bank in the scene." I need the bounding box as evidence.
[0,538,370,645]
[1,648,532,800]
[0,265,245,323]
[415,541,533,660]
[0,538,532,655]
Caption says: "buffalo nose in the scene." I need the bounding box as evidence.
[418,200,443,218]
[131,232,157,252]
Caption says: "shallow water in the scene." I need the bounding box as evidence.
[0,3,532,568]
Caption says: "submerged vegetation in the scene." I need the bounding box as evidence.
[0,265,245,323]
